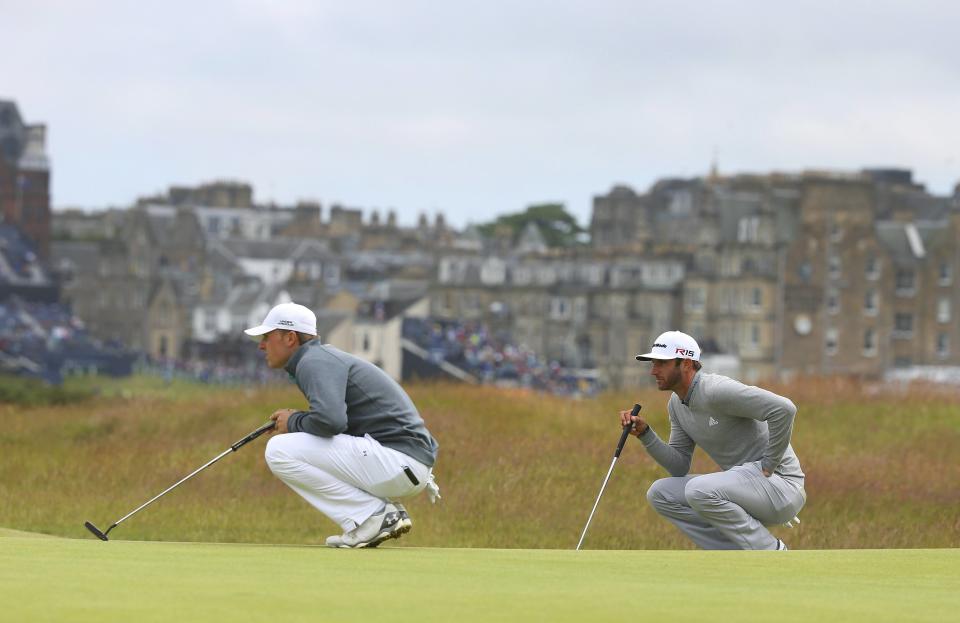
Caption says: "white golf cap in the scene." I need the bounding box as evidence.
[244,302,317,339]
[636,331,701,361]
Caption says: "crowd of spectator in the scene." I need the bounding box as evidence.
[138,355,285,387]
[403,318,604,397]
[0,298,134,383]
[1,223,135,384]
[0,225,44,283]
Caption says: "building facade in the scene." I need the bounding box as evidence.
[0,100,50,258]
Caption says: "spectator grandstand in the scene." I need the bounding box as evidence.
[0,297,134,383]
[2,223,134,383]
[402,317,604,397]
[0,224,46,285]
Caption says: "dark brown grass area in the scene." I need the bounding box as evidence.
[0,377,957,549]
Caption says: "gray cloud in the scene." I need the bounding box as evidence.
[3,0,957,227]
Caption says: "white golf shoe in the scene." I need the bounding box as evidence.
[393,503,413,535]
[332,504,406,549]
[325,533,346,548]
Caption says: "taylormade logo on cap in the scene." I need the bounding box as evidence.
[636,331,701,361]
[244,302,318,338]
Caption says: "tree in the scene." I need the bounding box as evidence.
[477,203,585,248]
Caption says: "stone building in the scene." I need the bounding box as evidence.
[432,249,686,388]
[137,180,254,209]
[0,100,50,258]
[591,168,959,383]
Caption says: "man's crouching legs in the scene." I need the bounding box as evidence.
[646,476,740,550]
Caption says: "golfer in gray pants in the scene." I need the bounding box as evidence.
[623,331,806,550]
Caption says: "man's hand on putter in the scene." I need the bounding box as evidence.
[270,409,298,434]
[620,409,649,437]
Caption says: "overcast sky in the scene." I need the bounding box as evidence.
[3,1,958,228]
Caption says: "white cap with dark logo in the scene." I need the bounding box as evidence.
[636,331,701,361]
[244,302,318,338]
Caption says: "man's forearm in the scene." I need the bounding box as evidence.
[639,429,692,477]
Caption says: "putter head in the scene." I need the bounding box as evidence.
[84,521,110,541]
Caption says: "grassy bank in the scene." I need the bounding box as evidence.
[0,376,958,549]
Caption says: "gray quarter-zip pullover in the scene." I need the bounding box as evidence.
[640,372,804,482]
[283,341,438,467]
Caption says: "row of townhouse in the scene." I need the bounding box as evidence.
[435,168,959,386]
[50,199,440,380]
[432,252,688,389]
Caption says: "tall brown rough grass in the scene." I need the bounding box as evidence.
[1,376,957,549]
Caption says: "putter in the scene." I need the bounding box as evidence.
[576,403,641,551]
[84,420,275,541]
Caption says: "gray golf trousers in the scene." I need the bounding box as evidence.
[646,460,806,550]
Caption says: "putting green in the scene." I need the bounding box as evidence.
[1,532,956,622]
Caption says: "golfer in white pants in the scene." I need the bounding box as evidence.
[622,331,806,550]
[245,302,440,548]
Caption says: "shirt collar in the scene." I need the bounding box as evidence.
[283,340,315,375]
[681,370,702,406]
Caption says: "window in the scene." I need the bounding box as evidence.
[894,313,913,338]
[797,262,812,283]
[895,268,915,295]
[324,264,340,285]
[670,190,693,216]
[828,255,841,280]
[685,287,705,312]
[537,266,557,285]
[751,287,762,308]
[750,323,760,346]
[937,298,951,323]
[863,328,877,356]
[937,333,950,358]
[720,288,735,313]
[203,309,217,333]
[825,328,838,355]
[737,217,760,243]
[585,265,605,285]
[513,266,531,285]
[864,289,878,316]
[865,256,880,280]
[829,221,843,242]
[940,262,953,286]
[827,289,840,315]
[573,297,588,323]
[549,297,571,320]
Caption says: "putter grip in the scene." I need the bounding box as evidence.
[614,404,642,458]
[231,421,276,451]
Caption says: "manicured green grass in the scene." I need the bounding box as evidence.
[1,532,956,623]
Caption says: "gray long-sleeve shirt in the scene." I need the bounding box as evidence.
[640,372,804,482]
[283,341,438,467]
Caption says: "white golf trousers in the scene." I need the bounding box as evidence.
[646,461,806,550]
[264,432,431,532]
